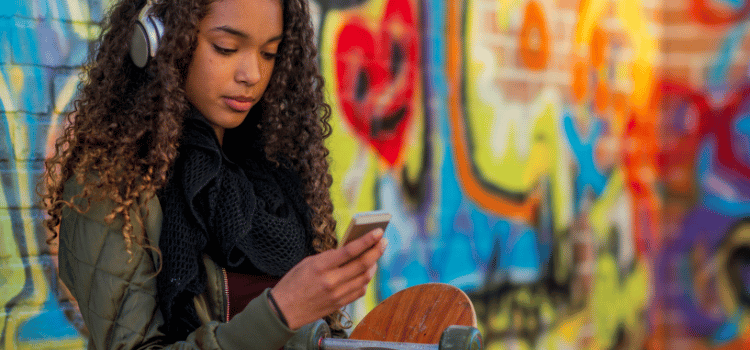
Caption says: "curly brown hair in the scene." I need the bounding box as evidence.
[42,0,345,329]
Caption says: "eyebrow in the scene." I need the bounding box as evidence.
[210,25,283,43]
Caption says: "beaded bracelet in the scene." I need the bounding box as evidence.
[267,290,290,328]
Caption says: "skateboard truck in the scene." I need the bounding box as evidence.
[285,320,483,350]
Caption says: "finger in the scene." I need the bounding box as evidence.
[329,228,384,267]
[336,237,387,282]
[335,266,379,307]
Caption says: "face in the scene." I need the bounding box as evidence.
[185,0,283,143]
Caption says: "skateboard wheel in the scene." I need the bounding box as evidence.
[284,319,331,350]
[438,325,482,350]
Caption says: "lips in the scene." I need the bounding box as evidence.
[224,96,255,112]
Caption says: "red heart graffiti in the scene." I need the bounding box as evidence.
[335,0,419,165]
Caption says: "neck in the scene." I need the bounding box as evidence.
[212,125,225,146]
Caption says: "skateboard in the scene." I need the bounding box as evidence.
[285,283,483,350]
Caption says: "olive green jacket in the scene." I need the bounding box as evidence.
[58,178,298,349]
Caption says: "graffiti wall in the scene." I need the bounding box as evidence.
[0,0,106,348]
[319,0,655,347]
[0,0,748,349]
[654,1,750,348]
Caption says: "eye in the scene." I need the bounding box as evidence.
[213,44,237,55]
[262,51,278,60]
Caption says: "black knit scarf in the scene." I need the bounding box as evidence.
[156,107,314,341]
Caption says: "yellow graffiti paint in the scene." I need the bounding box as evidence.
[582,162,648,348]
[48,72,81,158]
[64,0,90,23]
[593,253,620,348]
[592,255,649,349]
[2,68,30,158]
[320,9,380,232]
[0,215,54,349]
[623,260,649,330]
[0,213,25,320]
[574,0,608,50]
[0,67,18,112]
[464,70,572,231]
[488,289,511,330]
[61,0,98,40]
[485,339,508,350]
[7,201,54,348]
[464,0,574,230]
[576,0,656,113]
[319,0,427,321]
[557,311,587,343]
[0,67,55,348]
[403,86,426,186]
[320,9,376,215]
[0,71,45,308]
[465,57,537,192]
[18,338,85,350]
[615,0,657,112]
[495,0,523,31]
[0,68,27,350]
[589,167,624,241]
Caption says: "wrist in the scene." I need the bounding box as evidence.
[267,288,293,330]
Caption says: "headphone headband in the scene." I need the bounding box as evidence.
[130,0,164,68]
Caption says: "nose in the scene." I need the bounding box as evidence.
[235,52,262,86]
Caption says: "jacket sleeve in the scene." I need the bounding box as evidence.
[57,179,297,350]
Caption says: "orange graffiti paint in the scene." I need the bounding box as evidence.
[448,0,538,220]
[518,1,550,71]
[595,80,609,113]
[590,26,606,68]
[573,60,588,102]
[623,112,662,254]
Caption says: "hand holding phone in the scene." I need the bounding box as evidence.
[270,212,388,330]
[340,211,391,247]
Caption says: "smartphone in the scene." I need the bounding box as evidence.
[340,211,391,247]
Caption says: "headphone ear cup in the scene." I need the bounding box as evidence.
[130,21,151,68]
[130,4,164,68]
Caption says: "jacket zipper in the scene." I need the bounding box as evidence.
[222,267,230,322]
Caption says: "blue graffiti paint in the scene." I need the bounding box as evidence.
[719,0,745,9]
[17,303,82,341]
[712,310,743,344]
[708,22,747,87]
[379,173,431,295]
[0,1,15,17]
[472,208,494,267]
[11,17,90,67]
[442,231,480,288]
[374,0,551,300]
[0,112,15,160]
[0,65,53,114]
[0,18,12,64]
[734,113,750,166]
[697,142,750,216]
[508,225,541,284]
[661,123,750,335]
[563,113,607,207]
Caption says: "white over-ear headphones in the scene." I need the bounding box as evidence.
[129,0,164,68]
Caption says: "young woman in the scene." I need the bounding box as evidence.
[42,0,386,348]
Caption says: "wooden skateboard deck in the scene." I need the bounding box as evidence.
[349,283,477,344]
